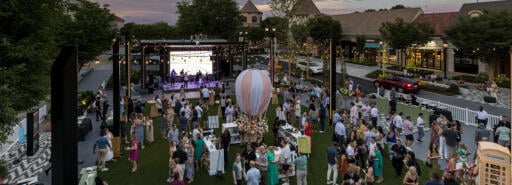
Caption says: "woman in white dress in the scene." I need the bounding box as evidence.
[104,128,114,162]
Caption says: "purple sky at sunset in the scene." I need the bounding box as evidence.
[95,0,497,25]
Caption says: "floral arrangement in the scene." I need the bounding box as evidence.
[235,113,269,136]
[339,88,354,97]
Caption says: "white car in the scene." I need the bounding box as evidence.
[296,61,323,74]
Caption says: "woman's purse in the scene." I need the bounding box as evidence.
[425,158,432,168]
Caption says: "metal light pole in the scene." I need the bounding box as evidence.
[443,43,449,79]
[379,41,383,75]
[266,28,276,86]
[124,31,131,98]
[239,31,248,70]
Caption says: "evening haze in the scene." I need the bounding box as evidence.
[96,0,496,25]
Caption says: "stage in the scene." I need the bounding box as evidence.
[161,80,226,93]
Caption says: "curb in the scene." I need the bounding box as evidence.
[77,68,94,83]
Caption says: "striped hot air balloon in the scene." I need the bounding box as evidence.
[235,69,272,117]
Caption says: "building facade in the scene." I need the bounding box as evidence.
[240,0,262,27]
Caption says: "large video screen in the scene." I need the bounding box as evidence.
[170,50,213,75]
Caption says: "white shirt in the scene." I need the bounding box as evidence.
[295,101,301,117]
[184,106,192,119]
[280,144,291,164]
[201,88,209,98]
[283,102,290,112]
[362,105,371,117]
[370,107,379,118]
[225,106,234,116]
[417,116,424,128]
[368,142,377,157]
[346,145,355,158]
[350,106,359,119]
[394,115,403,128]
[476,110,488,120]
[195,105,203,119]
[155,98,162,109]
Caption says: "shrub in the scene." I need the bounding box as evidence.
[475,73,489,83]
[447,83,460,94]
[366,70,383,79]
[494,74,510,88]
[386,65,404,71]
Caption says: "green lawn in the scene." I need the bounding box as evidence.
[102,96,433,185]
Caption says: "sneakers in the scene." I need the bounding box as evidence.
[100,167,109,172]
[327,180,333,184]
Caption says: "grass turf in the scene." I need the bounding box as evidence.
[102,97,433,185]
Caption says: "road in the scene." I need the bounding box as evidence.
[270,56,510,117]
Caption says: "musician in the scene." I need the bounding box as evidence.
[170,69,176,85]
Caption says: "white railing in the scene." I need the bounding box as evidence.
[378,88,502,130]
[415,97,501,130]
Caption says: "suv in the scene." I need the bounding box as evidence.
[373,76,420,93]
[296,61,323,74]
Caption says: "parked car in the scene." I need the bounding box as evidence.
[373,76,420,93]
[296,61,323,74]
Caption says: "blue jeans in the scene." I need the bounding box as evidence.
[186,161,194,179]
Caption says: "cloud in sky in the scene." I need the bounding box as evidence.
[96,0,496,25]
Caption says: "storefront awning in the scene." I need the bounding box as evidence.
[364,43,392,49]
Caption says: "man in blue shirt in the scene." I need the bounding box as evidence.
[93,130,112,171]
[326,142,339,185]
[332,110,342,125]
[335,121,346,147]
[245,161,260,185]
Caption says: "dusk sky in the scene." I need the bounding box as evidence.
[95,0,496,25]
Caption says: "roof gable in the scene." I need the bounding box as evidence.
[331,8,423,37]
[241,0,262,14]
[291,0,321,16]
[414,12,458,36]
[458,0,512,18]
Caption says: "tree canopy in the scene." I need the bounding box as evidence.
[122,22,177,40]
[0,0,117,143]
[379,18,434,51]
[445,10,512,61]
[176,0,242,40]
[261,16,289,42]
[305,15,342,43]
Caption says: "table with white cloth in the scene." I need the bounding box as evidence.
[204,136,225,176]
[278,124,302,147]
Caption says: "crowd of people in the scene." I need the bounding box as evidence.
[88,77,511,185]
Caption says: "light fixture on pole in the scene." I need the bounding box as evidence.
[239,31,248,70]
[265,27,276,87]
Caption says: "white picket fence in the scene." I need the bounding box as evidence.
[378,88,502,130]
[415,97,501,130]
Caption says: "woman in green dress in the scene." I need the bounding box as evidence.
[266,146,279,185]
[374,143,384,183]
[193,134,205,170]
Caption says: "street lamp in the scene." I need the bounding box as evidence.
[443,43,449,79]
[265,27,277,86]
[239,31,248,70]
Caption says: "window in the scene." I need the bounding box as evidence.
[252,16,257,23]
[244,16,248,23]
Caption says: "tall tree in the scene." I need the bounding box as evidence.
[0,0,65,142]
[65,0,117,69]
[176,0,242,40]
[446,10,512,78]
[261,16,289,42]
[379,18,434,65]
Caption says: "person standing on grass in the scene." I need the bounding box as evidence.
[245,161,261,185]
[256,145,268,185]
[280,140,292,185]
[294,152,308,185]
[184,142,194,183]
[93,129,112,172]
[390,139,407,178]
[416,113,424,142]
[168,124,180,146]
[326,142,339,185]
[126,137,138,173]
[225,102,235,123]
[160,110,169,140]
[193,134,205,170]
[172,144,187,179]
[178,111,188,135]
[374,143,384,183]
[221,129,231,166]
[132,114,145,149]
[233,153,244,185]
[319,104,327,132]
[266,146,279,185]
[145,116,154,145]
